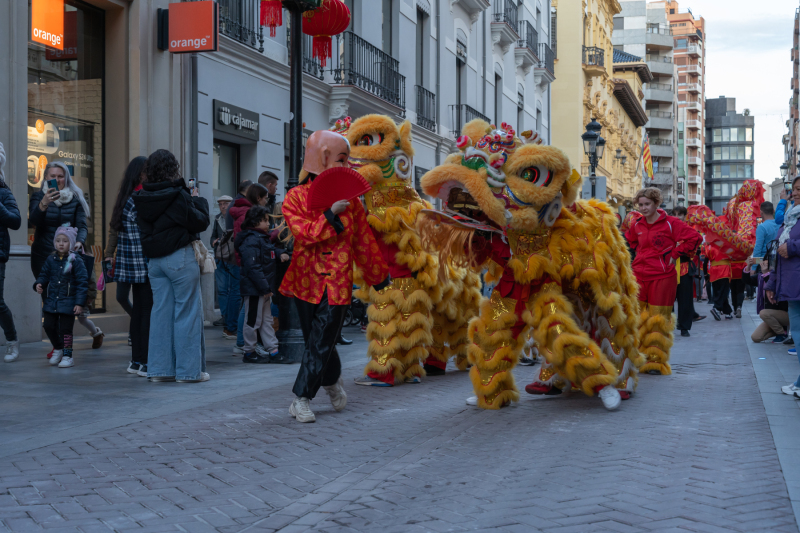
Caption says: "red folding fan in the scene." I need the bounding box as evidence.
[306,167,371,211]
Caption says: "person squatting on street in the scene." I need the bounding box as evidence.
[626,187,701,375]
[0,143,21,363]
[133,149,210,384]
[108,156,152,376]
[766,176,800,397]
[35,227,88,368]
[235,205,284,364]
[280,129,390,423]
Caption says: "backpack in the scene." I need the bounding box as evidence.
[215,229,236,263]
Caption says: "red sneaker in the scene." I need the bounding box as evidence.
[46,349,54,359]
[619,391,631,401]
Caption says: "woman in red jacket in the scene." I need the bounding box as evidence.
[625,188,702,375]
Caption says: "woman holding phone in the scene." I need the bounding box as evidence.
[28,162,90,278]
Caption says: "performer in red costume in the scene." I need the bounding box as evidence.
[625,187,701,376]
[281,130,390,423]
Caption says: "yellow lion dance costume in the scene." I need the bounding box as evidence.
[418,120,643,409]
[338,115,482,385]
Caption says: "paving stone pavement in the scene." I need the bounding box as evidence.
[1,301,799,533]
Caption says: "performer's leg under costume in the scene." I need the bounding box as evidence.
[676,273,695,332]
[730,278,745,310]
[638,276,677,375]
[364,278,432,384]
[293,290,346,400]
[712,278,732,315]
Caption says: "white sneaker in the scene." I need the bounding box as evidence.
[323,378,347,412]
[465,395,478,406]
[232,345,244,356]
[255,344,268,357]
[598,385,621,411]
[58,356,74,368]
[199,372,210,382]
[289,397,316,423]
[781,383,800,395]
[49,349,63,366]
[4,341,19,362]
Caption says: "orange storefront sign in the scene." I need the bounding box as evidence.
[31,0,64,50]
[168,1,218,54]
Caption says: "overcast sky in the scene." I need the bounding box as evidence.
[687,0,798,185]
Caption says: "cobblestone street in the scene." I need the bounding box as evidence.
[1,300,800,532]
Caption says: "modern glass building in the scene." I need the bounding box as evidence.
[704,96,755,214]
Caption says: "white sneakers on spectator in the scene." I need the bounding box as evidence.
[290,397,316,423]
[323,378,347,412]
[4,340,18,362]
[49,349,63,366]
[598,385,621,411]
[58,356,74,368]
[232,345,244,356]
[781,383,800,395]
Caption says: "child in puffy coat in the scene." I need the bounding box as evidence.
[234,206,285,364]
[34,227,88,368]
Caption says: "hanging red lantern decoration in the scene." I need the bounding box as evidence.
[302,0,351,68]
[260,0,283,37]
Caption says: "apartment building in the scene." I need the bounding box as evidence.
[551,0,649,211]
[666,0,705,206]
[789,7,800,181]
[1,0,554,342]
[704,97,755,214]
[612,0,679,209]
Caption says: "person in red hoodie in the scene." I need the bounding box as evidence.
[625,188,702,375]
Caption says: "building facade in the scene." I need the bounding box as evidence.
[788,7,799,182]
[704,97,755,214]
[550,0,647,212]
[0,0,554,343]
[666,0,705,206]
[612,0,678,209]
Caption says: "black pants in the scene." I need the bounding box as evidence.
[712,279,732,315]
[130,280,153,365]
[43,312,75,353]
[676,274,696,331]
[730,278,745,311]
[292,290,346,400]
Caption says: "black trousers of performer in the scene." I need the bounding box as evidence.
[676,274,696,331]
[292,290,347,400]
[130,280,153,365]
[712,278,732,315]
[730,278,745,311]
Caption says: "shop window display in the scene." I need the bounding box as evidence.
[27,0,104,310]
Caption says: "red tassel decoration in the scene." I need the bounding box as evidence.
[260,0,283,37]
[312,36,332,67]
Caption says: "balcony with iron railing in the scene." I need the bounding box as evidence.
[491,0,519,51]
[515,21,539,72]
[216,0,264,52]
[450,104,491,137]
[582,46,605,75]
[329,31,406,111]
[535,43,555,84]
[416,86,436,132]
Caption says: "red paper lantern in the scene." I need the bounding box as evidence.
[260,0,282,37]
[302,0,351,68]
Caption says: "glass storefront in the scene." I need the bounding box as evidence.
[28,0,105,309]
[212,140,239,214]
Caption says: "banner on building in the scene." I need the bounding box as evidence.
[643,134,654,181]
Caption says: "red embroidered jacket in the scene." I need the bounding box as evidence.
[280,181,389,305]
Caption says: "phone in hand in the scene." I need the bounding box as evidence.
[47,178,58,191]
[188,178,196,190]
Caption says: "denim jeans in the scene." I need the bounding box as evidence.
[790,301,800,387]
[214,260,241,332]
[147,246,206,380]
[0,263,17,342]
[237,303,245,347]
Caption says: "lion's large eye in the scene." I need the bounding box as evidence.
[520,165,553,187]
[356,133,384,146]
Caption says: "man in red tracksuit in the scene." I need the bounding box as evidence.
[626,188,702,375]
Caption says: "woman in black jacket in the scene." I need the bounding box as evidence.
[28,162,89,278]
[0,143,21,363]
[133,149,210,383]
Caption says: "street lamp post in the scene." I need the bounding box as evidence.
[581,118,605,198]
